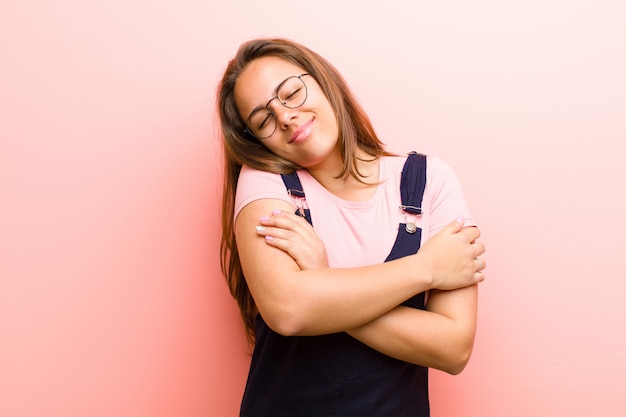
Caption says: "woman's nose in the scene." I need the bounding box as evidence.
[268,100,297,129]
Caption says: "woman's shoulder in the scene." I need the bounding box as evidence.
[381,151,455,172]
[237,164,294,194]
[240,164,279,176]
[235,165,294,216]
[380,151,448,171]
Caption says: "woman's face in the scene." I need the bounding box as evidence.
[234,56,340,170]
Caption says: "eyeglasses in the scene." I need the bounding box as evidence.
[244,73,309,139]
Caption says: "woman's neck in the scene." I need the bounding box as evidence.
[307,149,380,202]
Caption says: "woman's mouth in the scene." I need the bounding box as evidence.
[289,118,314,144]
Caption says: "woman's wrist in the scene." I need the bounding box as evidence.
[410,252,436,291]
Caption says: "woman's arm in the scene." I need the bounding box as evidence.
[248,208,483,374]
[347,284,478,375]
[236,202,484,337]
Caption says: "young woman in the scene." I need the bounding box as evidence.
[218,37,486,417]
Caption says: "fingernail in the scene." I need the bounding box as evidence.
[259,216,270,222]
[255,226,266,231]
[265,235,274,241]
[456,216,465,223]
[272,210,282,215]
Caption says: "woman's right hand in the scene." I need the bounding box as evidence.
[255,209,329,271]
[415,217,486,291]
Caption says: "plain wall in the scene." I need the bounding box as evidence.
[1,1,625,416]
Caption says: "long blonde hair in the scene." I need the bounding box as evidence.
[217,38,389,342]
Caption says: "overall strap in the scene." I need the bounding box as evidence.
[385,152,427,263]
[280,171,313,225]
[386,151,428,311]
[400,151,427,216]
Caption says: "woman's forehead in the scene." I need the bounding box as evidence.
[234,57,305,113]
[243,57,305,87]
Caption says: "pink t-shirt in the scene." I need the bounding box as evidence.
[234,154,475,269]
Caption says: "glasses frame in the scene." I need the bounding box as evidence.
[243,73,310,140]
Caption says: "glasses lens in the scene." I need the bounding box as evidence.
[278,76,307,108]
[248,109,276,139]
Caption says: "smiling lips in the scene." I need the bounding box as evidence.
[288,118,314,144]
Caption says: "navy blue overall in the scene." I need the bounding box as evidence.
[240,153,429,417]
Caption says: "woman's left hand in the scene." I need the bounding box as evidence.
[255,209,329,270]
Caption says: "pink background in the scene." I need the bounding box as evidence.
[2,1,625,416]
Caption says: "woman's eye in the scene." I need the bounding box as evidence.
[258,112,272,129]
[285,87,301,100]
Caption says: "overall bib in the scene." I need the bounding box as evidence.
[240,153,429,417]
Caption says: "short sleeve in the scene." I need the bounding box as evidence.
[426,156,476,236]
[234,165,296,223]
